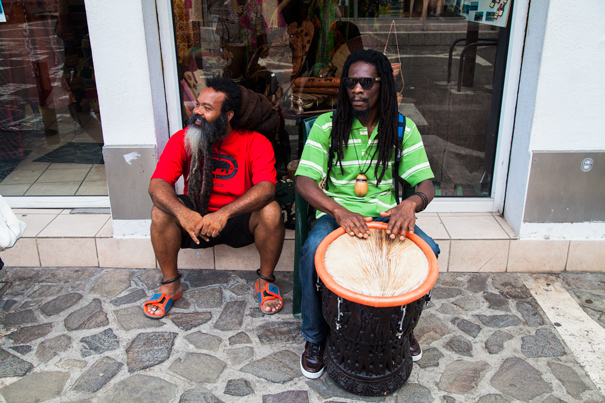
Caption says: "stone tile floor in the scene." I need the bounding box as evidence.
[0,267,604,403]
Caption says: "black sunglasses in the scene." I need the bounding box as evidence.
[342,77,381,90]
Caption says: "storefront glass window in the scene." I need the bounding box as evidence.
[170,0,512,197]
[0,0,105,197]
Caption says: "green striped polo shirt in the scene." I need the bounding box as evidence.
[295,112,434,218]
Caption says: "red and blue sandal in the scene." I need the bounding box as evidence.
[143,291,183,319]
[143,273,183,319]
[255,269,283,315]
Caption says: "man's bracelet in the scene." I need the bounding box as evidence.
[412,191,428,212]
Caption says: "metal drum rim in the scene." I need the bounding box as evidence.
[315,222,439,308]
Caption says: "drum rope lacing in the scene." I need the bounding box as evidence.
[336,296,343,330]
[396,305,407,339]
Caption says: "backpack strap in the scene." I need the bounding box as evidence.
[394,113,406,204]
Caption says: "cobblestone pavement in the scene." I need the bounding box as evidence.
[0,267,604,403]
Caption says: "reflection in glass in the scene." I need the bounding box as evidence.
[173,0,512,197]
[0,0,106,197]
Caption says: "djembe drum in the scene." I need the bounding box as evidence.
[315,222,438,396]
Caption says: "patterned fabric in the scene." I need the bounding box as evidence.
[295,113,434,218]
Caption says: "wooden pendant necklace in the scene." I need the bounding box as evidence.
[353,141,377,197]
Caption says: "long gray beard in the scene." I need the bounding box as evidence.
[185,114,228,215]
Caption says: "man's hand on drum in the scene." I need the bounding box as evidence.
[380,199,417,240]
[334,208,373,238]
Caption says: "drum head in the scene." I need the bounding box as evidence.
[315,222,439,308]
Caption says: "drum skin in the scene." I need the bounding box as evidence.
[321,283,427,396]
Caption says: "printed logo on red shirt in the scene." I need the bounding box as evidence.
[204,153,238,180]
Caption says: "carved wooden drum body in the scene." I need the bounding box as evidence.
[315,222,439,396]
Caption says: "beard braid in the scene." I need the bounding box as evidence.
[185,113,228,215]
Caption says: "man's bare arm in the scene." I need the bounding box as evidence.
[296,175,371,238]
[380,179,435,239]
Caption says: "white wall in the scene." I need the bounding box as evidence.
[506,0,605,239]
[85,0,168,149]
[86,0,169,237]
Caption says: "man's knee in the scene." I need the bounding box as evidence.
[151,206,178,229]
[256,201,284,228]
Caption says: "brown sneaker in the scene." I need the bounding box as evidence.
[300,340,325,379]
[410,332,422,362]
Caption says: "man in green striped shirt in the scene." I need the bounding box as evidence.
[296,49,440,379]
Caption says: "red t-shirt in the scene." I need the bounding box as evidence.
[151,128,276,211]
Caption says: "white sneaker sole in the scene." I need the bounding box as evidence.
[300,358,324,379]
[412,350,422,362]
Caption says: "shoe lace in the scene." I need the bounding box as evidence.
[308,342,322,357]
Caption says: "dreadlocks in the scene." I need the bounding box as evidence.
[327,49,400,187]
[185,77,242,215]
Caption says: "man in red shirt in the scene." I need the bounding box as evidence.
[144,77,285,318]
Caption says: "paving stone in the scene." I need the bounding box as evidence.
[492,276,532,300]
[4,268,40,282]
[416,347,444,368]
[445,335,473,357]
[241,350,300,383]
[466,274,489,293]
[173,296,191,309]
[80,328,120,357]
[39,292,82,316]
[0,371,69,403]
[72,356,123,393]
[226,346,254,365]
[6,323,53,344]
[169,353,227,383]
[430,286,464,299]
[438,274,469,288]
[126,332,177,372]
[185,332,223,351]
[224,378,254,396]
[451,317,481,338]
[452,296,481,311]
[475,314,521,328]
[256,321,303,344]
[89,270,133,298]
[437,302,463,315]
[490,357,552,401]
[98,374,177,403]
[229,283,251,296]
[414,313,451,343]
[263,391,309,403]
[547,361,588,399]
[137,270,162,289]
[179,386,224,402]
[36,334,72,363]
[114,306,165,330]
[56,358,87,370]
[18,299,41,309]
[185,270,230,288]
[213,300,246,331]
[395,383,433,402]
[10,345,32,355]
[64,299,108,331]
[485,330,514,354]
[28,285,64,299]
[307,376,386,401]
[3,309,38,326]
[442,395,456,403]
[110,288,147,306]
[560,273,605,293]
[476,394,510,403]
[170,312,212,330]
[188,287,223,309]
[1,299,17,311]
[229,331,253,345]
[483,292,510,312]
[0,348,33,377]
[438,359,491,394]
[37,268,96,283]
[521,328,566,357]
[516,300,545,326]
[540,395,566,403]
